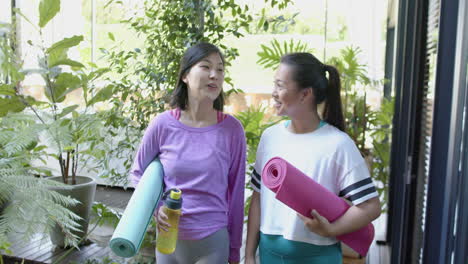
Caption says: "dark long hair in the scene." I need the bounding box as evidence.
[170,42,225,111]
[280,53,345,131]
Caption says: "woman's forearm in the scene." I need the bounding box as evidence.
[245,191,261,258]
[330,197,381,237]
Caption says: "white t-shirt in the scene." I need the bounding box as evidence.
[250,121,378,246]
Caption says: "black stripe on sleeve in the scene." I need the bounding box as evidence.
[251,177,261,189]
[339,178,373,197]
[250,169,261,190]
[252,169,261,181]
[347,186,377,202]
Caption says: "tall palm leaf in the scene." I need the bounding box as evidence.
[257,39,314,70]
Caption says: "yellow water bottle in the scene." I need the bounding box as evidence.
[156,188,182,254]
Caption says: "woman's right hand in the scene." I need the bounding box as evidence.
[244,256,256,264]
[156,206,170,232]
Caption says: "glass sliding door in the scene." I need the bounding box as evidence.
[422,0,467,263]
[451,0,468,263]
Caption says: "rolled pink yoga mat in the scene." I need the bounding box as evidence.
[261,156,374,256]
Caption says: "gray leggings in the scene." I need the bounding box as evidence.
[156,228,230,264]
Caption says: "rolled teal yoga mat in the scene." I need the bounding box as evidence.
[109,159,164,258]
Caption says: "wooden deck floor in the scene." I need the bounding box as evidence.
[3,234,155,264]
[2,185,390,264]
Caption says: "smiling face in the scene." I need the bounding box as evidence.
[183,52,225,103]
[272,63,310,117]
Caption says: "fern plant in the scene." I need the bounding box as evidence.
[0,112,81,248]
[257,38,314,70]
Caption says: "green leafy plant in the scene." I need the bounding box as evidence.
[54,202,126,264]
[326,46,390,209]
[77,257,121,264]
[368,98,393,212]
[101,0,252,130]
[0,238,12,264]
[247,0,293,34]
[90,202,122,228]
[0,0,112,185]
[235,105,284,216]
[253,11,298,34]
[257,38,314,70]
[0,0,118,248]
[326,46,376,124]
[235,105,284,165]
[326,47,372,152]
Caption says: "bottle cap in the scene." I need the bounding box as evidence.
[164,188,182,210]
[170,189,181,200]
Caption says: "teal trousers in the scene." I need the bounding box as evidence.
[259,232,342,264]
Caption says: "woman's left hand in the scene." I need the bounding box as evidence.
[297,210,335,237]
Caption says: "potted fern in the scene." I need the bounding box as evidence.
[0,112,82,248]
[0,0,113,247]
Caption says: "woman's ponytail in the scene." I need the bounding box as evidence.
[323,65,345,132]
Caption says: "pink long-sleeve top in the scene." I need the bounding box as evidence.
[130,110,246,262]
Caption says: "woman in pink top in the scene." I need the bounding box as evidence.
[130,43,246,264]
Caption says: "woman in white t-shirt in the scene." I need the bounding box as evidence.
[244,53,381,264]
